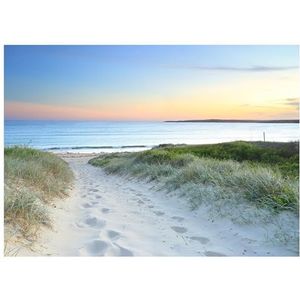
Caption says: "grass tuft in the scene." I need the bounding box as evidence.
[4,147,74,251]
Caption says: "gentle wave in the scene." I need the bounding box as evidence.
[5,121,300,153]
[45,145,149,150]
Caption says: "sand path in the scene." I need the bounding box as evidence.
[27,155,297,256]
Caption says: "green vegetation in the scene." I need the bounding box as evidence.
[89,141,299,221]
[152,141,299,178]
[4,147,73,245]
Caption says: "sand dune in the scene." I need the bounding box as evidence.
[20,154,298,256]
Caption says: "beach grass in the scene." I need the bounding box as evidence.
[89,141,299,223]
[4,147,73,248]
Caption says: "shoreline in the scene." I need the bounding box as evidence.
[43,140,299,155]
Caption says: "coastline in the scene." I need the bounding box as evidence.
[165,119,299,123]
[5,121,300,155]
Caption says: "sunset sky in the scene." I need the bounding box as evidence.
[4,45,299,121]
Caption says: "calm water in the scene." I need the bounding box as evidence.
[4,120,299,153]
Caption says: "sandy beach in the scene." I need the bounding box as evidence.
[15,153,297,256]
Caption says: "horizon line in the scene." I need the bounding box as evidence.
[5,118,300,122]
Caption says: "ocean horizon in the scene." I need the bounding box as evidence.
[4,120,299,153]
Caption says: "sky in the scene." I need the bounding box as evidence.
[4,45,299,121]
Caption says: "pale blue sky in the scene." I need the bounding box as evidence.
[4,45,299,120]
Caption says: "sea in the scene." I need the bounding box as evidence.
[4,120,299,153]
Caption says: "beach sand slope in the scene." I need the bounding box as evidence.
[20,155,298,256]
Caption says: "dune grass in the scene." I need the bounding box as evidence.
[151,141,299,178]
[89,142,299,223]
[4,147,73,248]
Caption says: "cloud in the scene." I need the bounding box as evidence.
[283,97,300,106]
[166,65,298,72]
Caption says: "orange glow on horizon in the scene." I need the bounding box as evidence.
[5,98,298,121]
[5,71,299,121]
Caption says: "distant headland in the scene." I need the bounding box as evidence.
[165,119,299,123]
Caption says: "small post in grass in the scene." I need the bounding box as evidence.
[263,131,265,142]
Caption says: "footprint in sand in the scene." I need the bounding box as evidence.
[82,239,109,256]
[82,202,93,208]
[171,226,188,234]
[77,216,106,229]
[148,205,154,209]
[171,216,185,222]
[204,251,226,257]
[82,201,100,208]
[106,230,120,240]
[95,195,102,199]
[154,211,165,216]
[190,236,210,245]
[137,200,144,205]
[89,188,99,192]
[81,195,87,198]
[101,208,110,214]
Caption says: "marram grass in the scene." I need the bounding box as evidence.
[4,147,73,247]
[89,142,299,221]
